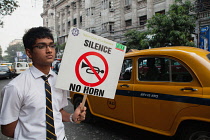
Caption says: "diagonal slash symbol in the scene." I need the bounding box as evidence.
[83,57,102,80]
[75,52,109,87]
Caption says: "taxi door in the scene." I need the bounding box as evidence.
[90,58,134,122]
[133,56,202,131]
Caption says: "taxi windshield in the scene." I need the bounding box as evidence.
[0,66,8,71]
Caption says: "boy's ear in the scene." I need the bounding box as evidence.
[25,48,32,59]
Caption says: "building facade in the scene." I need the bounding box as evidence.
[41,0,175,44]
[9,39,22,46]
[196,0,210,51]
[41,0,210,51]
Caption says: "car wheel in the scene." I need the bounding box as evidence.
[73,96,93,123]
[9,75,12,79]
[175,122,210,140]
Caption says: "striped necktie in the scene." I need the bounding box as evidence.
[41,75,57,140]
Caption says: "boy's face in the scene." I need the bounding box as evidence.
[26,38,55,68]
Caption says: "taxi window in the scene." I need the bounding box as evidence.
[171,60,193,82]
[17,63,23,67]
[119,59,132,80]
[138,57,192,82]
[138,58,160,81]
[207,53,210,60]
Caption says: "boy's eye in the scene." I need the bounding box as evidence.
[33,44,56,49]
[37,45,45,49]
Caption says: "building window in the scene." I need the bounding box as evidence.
[73,18,77,25]
[72,2,76,9]
[62,23,65,33]
[102,23,108,32]
[86,7,95,16]
[86,8,89,16]
[155,10,165,15]
[102,0,109,10]
[80,16,82,23]
[109,22,114,33]
[125,19,132,27]
[68,21,70,30]
[125,0,131,6]
[139,15,147,25]
[195,0,210,12]
[91,28,96,33]
[109,1,114,8]
[86,27,96,33]
[57,25,60,35]
[91,7,95,15]
[102,22,114,33]
[67,8,70,16]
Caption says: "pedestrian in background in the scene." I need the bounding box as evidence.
[0,26,86,140]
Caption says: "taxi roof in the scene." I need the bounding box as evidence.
[125,46,210,87]
[125,46,209,58]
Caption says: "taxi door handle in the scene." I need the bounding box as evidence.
[180,88,198,92]
[120,85,130,88]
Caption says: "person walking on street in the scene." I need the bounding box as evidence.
[0,26,86,140]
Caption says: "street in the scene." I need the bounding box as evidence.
[0,78,172,140]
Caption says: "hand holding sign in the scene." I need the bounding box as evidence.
[72,99,87,124]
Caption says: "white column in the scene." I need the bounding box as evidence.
[59,10,63,36]
[120,0,125,28]
[54,8,58,42]
[76,0,80,28]
[70,4,74,26]
[165,0,174,12]
[132,0,137,27]
[65,6,69,34]
[147,0,154,19]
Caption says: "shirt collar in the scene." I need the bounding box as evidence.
[30,66,55,79]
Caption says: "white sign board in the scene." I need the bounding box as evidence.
[56,27,126,99]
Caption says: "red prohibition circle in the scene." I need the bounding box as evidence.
[75,52,109,87]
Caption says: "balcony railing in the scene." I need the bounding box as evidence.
[198,10,210,19]
[195,0,210,12]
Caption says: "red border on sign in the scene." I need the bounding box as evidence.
[75,52,109,87]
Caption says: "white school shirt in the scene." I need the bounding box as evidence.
[0,66,68,140]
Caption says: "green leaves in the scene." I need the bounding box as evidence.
[124,0,196,50]
[124,30,148,51]
[4,42,25,62]
[0,0,19,27]
[148,0,196,47]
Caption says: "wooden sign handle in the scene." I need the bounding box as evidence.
[81,94,87,108]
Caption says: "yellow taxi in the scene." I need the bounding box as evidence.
[28,62,33,67]
[0,63,12,70]
[70,47,210,140]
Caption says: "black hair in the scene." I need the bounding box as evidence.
[22,26,54,50]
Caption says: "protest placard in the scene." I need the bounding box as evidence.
[56,27,126,99]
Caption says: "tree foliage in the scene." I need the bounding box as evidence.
[55,42,66,52]
[55,42,66,58]
[0,0,19,27]
[124,30,148,51]
[4,42,25,62]
[124,0,196,50]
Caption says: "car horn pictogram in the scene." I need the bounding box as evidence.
[81,62,104,74]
